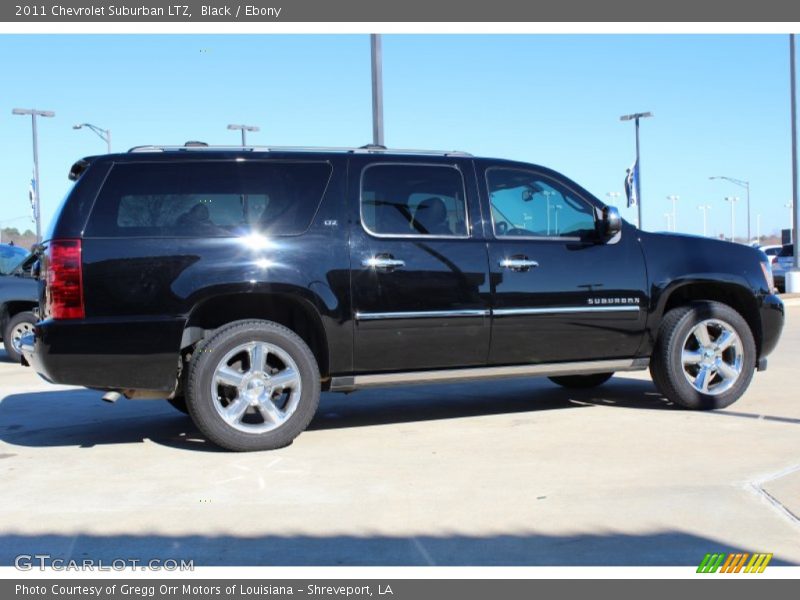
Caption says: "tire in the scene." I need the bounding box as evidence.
[650,301,756,410]
[166,396,190,415]
[3,311,36,363]
[186,319,320,451]
[548,372,614,389]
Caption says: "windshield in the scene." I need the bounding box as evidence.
[0,244,28,275]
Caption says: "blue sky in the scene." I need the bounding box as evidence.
[0,34,795,240]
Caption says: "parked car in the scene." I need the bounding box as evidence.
[758,244,783,258]
[0,244,38,362]
[21,145,784,451]
[771,243,794,292]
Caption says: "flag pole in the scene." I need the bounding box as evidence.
[634,117,642,229]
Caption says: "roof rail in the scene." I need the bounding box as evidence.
[127,144,473,157]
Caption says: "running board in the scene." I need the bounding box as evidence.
[329,358,649,392]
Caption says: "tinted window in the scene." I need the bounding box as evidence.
[86,161,331,237]
[361,164,468,237]
[486,168,595,238]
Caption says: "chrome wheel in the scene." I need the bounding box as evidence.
[210,341,302,434]
[10,321,34,354]
[680,318,743,396]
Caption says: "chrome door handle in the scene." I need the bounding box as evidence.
[363,256,406,270]
[499,257,539,271]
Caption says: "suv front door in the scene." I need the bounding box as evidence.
[349,157,491,373]
[480,164,648,366]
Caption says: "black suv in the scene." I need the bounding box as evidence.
[22,145,784,451]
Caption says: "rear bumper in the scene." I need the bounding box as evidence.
[26,316,185,391]
[759,293,784,359]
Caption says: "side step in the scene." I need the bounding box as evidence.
[329,358,650,392]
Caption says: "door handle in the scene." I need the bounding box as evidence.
[363,255,406,271]
[499,256,539,272]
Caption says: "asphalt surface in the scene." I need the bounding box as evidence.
[1,306,798,567]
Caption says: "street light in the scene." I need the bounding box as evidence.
[371,34,385,147]
[666,195,679,232]
[620,111,653,229]
[697,204,712,237]
[227,124,260,146]
[553,204,563,235]
[710,176,751,242]
[12,108,55,243]
[73,123,111,153]
[724,196,739,242]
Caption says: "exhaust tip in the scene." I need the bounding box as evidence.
[101,391,123,404]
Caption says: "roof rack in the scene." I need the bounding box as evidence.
[127,144,473,157]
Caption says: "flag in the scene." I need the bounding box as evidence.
[624,159,639,208]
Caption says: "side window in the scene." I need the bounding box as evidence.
[361,164,468,237]
[86,161,331,237]
[486,168,595,238]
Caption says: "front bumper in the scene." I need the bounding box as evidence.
[759,293,784,359]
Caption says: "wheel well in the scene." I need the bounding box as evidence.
[184,294,330,377]
[0,301,37,333]
[661,283,762,354]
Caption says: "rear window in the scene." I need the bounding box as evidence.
[85,161,331,237]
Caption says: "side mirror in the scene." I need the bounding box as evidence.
[598,205,622,241]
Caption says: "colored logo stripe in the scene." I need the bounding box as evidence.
[698,552,772,573]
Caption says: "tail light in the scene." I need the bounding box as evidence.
[45,239,84,319]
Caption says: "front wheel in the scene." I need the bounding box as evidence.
[650,301,756,410]
[186,320,320,451]
[3,311,36,363]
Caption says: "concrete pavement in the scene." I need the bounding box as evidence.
[0,307,798,566]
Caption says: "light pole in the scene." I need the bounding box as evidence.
[697,204,712,237]
[227,124,259,146]
[543,190,555,235]
[710,176,751,242]
[664,213,672,231]
[12,108,55,243]
[620,111,653,229]
[553,204,562,235]
[791,33,800,291]
[73,122,111,153]
[666,195,679,232]
[371,34,385,147]
[724,196,739,242]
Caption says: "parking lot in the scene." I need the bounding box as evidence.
[0,304,798,567]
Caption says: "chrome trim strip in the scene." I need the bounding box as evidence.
[494,306,641,316]
[356,309,490,321]
[329,358,648,391]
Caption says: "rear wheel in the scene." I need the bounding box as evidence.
[186,320,320,451]
[548,372,614,389]
[3,311,36,363]
[650,301,755,410]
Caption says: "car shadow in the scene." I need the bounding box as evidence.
[0,376,679,451]
[0,529,795,566]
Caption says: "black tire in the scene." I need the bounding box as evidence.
[3,311,36,363]
[166,396,190,415]
[186,319,320,451]
[650,301,756,410]
[548,372,614,389]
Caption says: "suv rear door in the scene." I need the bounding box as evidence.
[348,156,491,373]
[479,162,648,365]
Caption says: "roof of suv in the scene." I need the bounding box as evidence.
[126,144,474,157]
